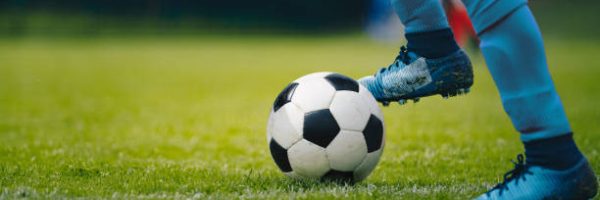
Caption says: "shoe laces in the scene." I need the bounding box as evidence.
[488,154,533,196]
[379,46,411,73]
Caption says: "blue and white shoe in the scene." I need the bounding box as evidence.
[358,46,473,106]
[476,154,598,200]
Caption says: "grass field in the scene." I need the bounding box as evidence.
[1,35,599,199]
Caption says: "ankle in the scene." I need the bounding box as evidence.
[524,133,584,170]
[405,28,460,59]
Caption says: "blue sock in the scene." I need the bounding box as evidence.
[473,5,583,168]
[392,0,459,58]
[461,0,527,35]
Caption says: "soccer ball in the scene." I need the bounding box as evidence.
[267,72,385,183]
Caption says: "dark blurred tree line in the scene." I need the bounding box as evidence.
[0,0,368,34]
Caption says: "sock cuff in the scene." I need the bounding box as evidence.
[524,133,584,169]
[405,28,459,59]
[523,133,574,147]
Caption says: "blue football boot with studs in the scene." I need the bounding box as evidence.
[476,154,598,200]
[358,46,474,106]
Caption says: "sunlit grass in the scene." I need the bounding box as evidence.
[0,35,599,199]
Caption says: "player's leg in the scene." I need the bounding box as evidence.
[358,0,474,106]
[460,1,598,199]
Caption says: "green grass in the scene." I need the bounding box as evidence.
[0,35,599,199]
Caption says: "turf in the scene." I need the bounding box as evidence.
[0,35,599,199]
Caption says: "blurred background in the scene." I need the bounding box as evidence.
[0,0,598,37]
[0,0,366,35]
[1,0,600,198]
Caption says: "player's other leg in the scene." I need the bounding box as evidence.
[461,1,598,199]
[358,0,474,106]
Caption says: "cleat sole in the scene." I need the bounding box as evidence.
[398,99,407,105]
[382,101,390,106]
[440,87,471,99]
[383,87,470,106]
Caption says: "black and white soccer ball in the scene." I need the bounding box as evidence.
[267,72,385,183]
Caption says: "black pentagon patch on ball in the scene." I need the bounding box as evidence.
[321,170,354,183]
[273,82,299,112]
[303,109,340,148]
[269,139,292,172]
[324,73,359,92]
[363,115,384,153]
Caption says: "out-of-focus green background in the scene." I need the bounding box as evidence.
[1,0,599,199]
[1,0,598,37]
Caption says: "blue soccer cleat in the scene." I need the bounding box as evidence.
[358,46,473,106]
[476,154,598,200]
